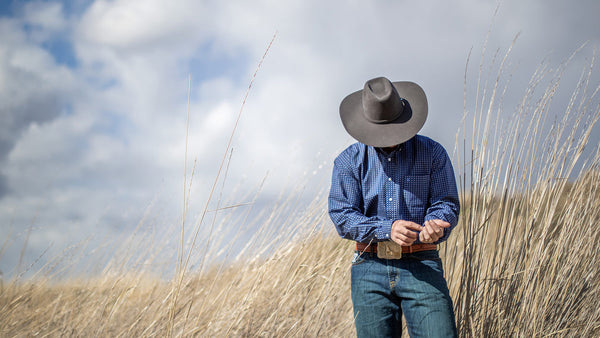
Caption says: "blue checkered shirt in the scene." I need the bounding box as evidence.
[328,135,459,244]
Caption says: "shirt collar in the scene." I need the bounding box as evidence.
[375,144,401,157]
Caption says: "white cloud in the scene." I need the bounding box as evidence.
[23,1,67,34]
[77,0,207,50]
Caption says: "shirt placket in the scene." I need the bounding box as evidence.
[384,154,399,221]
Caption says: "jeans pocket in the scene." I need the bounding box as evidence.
[351,251,366,266]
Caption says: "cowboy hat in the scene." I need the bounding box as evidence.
[339,77,428,147]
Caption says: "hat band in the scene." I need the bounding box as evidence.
[362,99,405,124]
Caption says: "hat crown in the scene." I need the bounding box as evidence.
[362,77,404,124]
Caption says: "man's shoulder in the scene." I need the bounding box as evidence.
[334,142,368,167]
[412,134,441,147]
[411,135,447,153]
[337,142,368,156]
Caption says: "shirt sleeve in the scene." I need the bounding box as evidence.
[424,143,460,244]
[328,153,393,243]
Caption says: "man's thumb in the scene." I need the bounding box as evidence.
[431,219,451,228]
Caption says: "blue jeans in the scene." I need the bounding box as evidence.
[351,250,457,338]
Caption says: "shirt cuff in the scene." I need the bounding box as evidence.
[376,220,393,241]
[424,212,457,227]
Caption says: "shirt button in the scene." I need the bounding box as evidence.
[388,158,392,162]
[389,198,393,201]
[388,177,392,181]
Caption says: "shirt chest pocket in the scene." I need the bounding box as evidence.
[403,175,429,220]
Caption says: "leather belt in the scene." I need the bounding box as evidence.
[356,242,437,254]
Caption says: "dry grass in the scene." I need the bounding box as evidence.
[0,198,356,337]
[2,42,600,336]
[1,165,599,337]
[444,41,600,337]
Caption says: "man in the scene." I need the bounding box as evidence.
[328,77,459,337]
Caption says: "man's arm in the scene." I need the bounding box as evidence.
[422,143,460,244]
[328,155,393,243]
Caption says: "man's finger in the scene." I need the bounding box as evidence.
[392,220,421,234]
[421,221,446,243]
[424,226,435,241]
[429,219,451,228]
[399,234,416,244]
[402,221,423,232]
[399,228,418,239]
[394,234,416,246]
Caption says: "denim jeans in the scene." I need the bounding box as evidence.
[351,250,457,338]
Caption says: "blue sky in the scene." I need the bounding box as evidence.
[1,0,599,278]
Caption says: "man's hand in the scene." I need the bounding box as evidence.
[390,220,422,246]
[419,219,451,243]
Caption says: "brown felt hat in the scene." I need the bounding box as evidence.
[339,77,428,147]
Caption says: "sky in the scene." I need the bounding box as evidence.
[1,0,599,278]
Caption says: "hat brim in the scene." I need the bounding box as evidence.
[339,81,428,147]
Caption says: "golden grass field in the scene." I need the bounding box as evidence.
[1,167,599,337]
[1,42,600,337]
